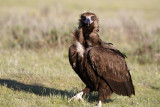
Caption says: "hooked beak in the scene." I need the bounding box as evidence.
[84,17,93,26]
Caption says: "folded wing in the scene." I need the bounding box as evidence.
[88,46,135,96]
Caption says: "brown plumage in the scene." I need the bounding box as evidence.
[68,11,135,106]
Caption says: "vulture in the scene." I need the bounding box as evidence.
[68,11,135,107]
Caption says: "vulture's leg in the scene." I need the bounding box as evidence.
[97,88,104,107]
[97,100,102,107]
[82,86,92,94]
[68,86,92,102]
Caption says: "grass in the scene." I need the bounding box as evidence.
[0,50,160,107]
[0,0,160,106]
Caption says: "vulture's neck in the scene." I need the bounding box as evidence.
[81,25,101,47]
[73,25,100,57]
[73,28,85,57]
[82,26,94,38]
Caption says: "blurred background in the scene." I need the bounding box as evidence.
[0,0,160,106]
[0,0,160,64]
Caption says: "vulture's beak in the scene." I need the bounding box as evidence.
[84,17,93,26]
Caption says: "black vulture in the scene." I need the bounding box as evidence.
[68,11,135,107]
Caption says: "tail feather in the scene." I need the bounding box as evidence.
[106,79,135,96]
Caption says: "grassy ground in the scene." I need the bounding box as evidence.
[0,0,160,107]
[0,50,160,107]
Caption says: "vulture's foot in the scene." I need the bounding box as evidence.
[68,91,84,102]
[96,100,102,107]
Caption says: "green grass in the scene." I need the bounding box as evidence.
[0,0,160,106]
[0,50,160,107]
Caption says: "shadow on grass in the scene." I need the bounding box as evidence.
[0,78,114,103]
[0,78,75,98]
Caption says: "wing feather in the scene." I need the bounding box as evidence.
[88,47,135,96]
[101,42,127,58]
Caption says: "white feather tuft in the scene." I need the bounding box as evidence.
[76,41,84,57]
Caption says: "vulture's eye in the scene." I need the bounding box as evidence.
[91,16,95,21]
[81,16,86,20]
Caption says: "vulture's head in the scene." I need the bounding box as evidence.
[79,11,99,30]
